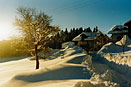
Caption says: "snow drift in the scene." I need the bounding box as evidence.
[74,35,131,87]
[62,42,75,48]
[98,35,131,66]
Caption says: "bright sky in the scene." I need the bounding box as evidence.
[0,0,131,40]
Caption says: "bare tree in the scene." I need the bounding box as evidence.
[14,7,59,69]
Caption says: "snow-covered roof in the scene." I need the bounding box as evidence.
[108,25,128,34]
[72,32,99,41]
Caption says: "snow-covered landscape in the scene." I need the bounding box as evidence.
[0,0,130,87]
[0,45,89,87]
[0,35,130,87]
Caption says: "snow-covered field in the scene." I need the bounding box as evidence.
[0,46,90,87]
[0,35,131,87]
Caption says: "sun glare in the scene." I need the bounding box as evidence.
[0,22,16,41]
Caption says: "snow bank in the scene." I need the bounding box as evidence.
[98,35,131,54]
[116,35,131,47]
[74,35,131,87]
[48,45,87,60]
[75,54,131,87]
[98,35,131,66]
[94,35,131,87]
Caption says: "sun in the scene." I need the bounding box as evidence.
[0,22,16,41]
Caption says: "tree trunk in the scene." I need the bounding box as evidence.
[35,44,39,69]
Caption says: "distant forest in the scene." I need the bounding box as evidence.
[48,26,98,49]
[0,38,29,58]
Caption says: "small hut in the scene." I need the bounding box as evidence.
[108,25,128,42]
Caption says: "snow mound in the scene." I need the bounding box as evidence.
[75,35,131,87]
[97,35,131,66]
[98,35,131,53]
[48,45,87,60]
[62,42,75,48]
[75,53,131,87]
[82,35,130,87]
[74,35,131,87]
[97,43,126,53]
[116,35,131,47]
[74,80,120,87]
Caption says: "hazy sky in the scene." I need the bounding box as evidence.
[0,0,131,40]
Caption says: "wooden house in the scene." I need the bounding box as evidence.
[108,25,128,42]
[72,32,99,51]
[72,32,111,51]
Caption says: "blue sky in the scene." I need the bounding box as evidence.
[0,0,131,40]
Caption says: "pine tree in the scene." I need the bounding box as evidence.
[84,27,92,32]
[93,26,98,32]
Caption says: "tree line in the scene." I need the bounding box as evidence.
[48,26,98,49]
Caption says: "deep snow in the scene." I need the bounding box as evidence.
[0,35,131,87]
[0,45,90,87]
[75,35,131,87]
